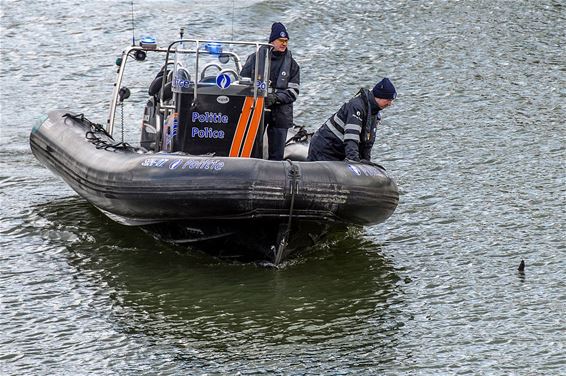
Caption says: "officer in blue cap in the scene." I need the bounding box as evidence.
[241,22,301,160]
[307,77,397,162]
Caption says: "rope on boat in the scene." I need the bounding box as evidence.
[274,161,300,265]
[285,124,311,146]
[120,102,125,144]
[63,113,136,152]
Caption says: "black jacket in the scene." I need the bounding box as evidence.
[308,88,381,161]
[240,48,300,129]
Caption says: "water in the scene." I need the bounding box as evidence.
[1,0,565,374]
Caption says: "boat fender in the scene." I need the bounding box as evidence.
[119,87,131,102]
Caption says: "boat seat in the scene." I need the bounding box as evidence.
[162,82,173,101]
[149,66,186,101]
[148,76,173,101]
[176,67,191,81]
[148,75,163,96]
[149,64,170,95]
[200,76,217,84]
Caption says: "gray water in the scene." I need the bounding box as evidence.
[1,0,565,374]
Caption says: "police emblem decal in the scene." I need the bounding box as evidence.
[216,73,232,89]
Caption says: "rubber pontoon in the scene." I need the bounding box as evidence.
[30,34,398,263]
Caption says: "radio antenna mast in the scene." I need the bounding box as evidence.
[130,1,136,46]
[231,0,235,40]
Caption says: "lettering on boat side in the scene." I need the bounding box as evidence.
[348,164,361,176]
[180,159,225,171]
[140,158,225,171]
[173,78,191,88]
[191,112,228,124]
[191,127,225,139]
[256,80,267,91]
[141,158,169,167]
[348,164,382,177]
[169,159,183,169]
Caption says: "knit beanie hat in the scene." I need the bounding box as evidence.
[372,77,397,99]
[269,22,289,43]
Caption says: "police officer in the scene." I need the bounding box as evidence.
[307,78,397,162]
[240,22,300,160]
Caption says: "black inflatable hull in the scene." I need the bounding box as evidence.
[30,110,399,262]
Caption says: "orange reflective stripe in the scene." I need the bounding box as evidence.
[240,96,264,158]
[229,96,254,157]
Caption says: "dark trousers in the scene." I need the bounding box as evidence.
[267,126,288,161]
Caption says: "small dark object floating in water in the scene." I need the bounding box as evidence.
[518,259,525,272]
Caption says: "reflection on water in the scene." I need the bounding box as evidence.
[29,197,403,368]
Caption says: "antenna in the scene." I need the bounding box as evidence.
[131,1,136,46]
[231,0,235,40]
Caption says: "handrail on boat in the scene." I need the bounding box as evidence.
[106,39,272,137]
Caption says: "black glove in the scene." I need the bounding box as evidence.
[265,93,278,107]
[344,158,360,163]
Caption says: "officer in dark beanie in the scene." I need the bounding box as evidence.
[240,22,301,160]
[307,77,397,162]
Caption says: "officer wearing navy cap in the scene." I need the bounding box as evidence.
[241,22,301,160]
[307,78,397,162]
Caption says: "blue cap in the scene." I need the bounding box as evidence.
[372,77,397,99]
[269,22,289,43]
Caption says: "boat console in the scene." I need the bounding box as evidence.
[108,36,272,158]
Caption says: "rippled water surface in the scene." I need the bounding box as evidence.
[1,0,565,374]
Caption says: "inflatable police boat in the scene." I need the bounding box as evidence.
[30,35,399,264]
